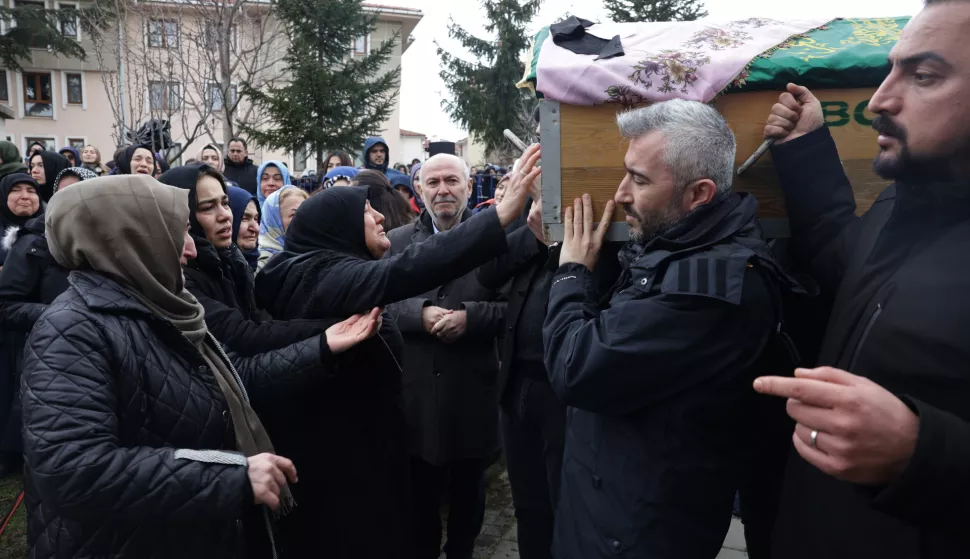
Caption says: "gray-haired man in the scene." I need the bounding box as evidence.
[542,99,805,558]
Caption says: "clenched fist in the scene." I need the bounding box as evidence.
[764,83,825,144]
[247,453,298,511]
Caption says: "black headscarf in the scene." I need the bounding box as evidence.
[0,173,43,229]
[285,186,371,259]
[114,144,156,175]
[228,185,260,270]
[158,163,226,239]
[30,151,70,202]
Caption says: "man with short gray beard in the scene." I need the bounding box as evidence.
[386,153,507,559]
[541,99,807,559]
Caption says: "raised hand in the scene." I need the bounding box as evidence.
[764,83,825,144]
[497,143,542,227]
[325,307,382,354]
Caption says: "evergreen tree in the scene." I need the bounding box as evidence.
[240,0,399,165]
[438,0,541,156]
[0,2,112,71]
[604,0,707,23]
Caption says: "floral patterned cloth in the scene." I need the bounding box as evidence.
[535,18,832,106]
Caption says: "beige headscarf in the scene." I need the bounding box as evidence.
[46,175,295,514]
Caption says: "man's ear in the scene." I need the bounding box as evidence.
[685,179,718,212]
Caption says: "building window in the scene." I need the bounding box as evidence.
[292,145,308,173]
[149,81,180,111]
[352,35,369,55]
[0,71,8,103]
[24,137,56,152]
[207,83,237,112]
[147,19,179,49]
[67,137,85,149]
[58,3,78,38]
[65,72,82,104]
[203,23,238,50]
[15,1,48,48]
[23,72,53,118]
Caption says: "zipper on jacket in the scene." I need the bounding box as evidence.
[848,303,882,372]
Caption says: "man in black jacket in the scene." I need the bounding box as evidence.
[222,138,259,195]
[754,3,970,557]
[543,100,802,559]
[477,200,621,559]
[387,154,507,559]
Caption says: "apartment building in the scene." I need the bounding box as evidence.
[0,0,423,171]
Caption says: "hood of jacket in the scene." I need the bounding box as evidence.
[58,146,80,165]
[363,137,389,175]
[388,173,418,200]
[113,144,156,176]
[228,185,259,268]
[158,163,226,240]
[0,173,43,230]
[256,160,291,205]
[0,141,27,180]
[31,151,70,202]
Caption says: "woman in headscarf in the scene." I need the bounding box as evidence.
[25,141,45,163]
[159,164,330,355]
[113,143,156,176]
[80,144,110,176]
[20,174,383,558]
[228,185,260,271]
[410,161,425,210]
[318,165,359,192]
[324,150,354,172]
[252,153,540,558]
[58,146,80,167]
[353,170,416,230]
[255,163,294,271]
[0,141,27,182]
[27,150,70,202]
[257,160,290,206]
[0,173,43,476]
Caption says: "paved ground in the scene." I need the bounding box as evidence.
[464,468,749,559]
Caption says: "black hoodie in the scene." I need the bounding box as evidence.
[158,164,327,356]
[29,152,70,202]
[222,156,259,196]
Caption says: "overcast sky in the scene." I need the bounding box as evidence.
[393,0,924,142]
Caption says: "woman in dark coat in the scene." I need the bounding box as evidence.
[20,174,383,558]
[159,164,329,356]
[0,173,43,476]
[27,151,69,202]
[253,162,537,558]
[113,143,156,176]
[228,184,261,271]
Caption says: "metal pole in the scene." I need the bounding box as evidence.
[117,12,127,143]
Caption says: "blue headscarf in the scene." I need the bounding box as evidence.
[257,185,300,270]
[228,185,260,270]
[256,160,291,205]
[321,166,360,189]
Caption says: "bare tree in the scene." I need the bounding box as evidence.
[90,0,285,162]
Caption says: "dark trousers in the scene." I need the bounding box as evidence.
[500,375,566,559]
[410,457,487,559]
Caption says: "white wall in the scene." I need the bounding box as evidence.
[398,136,425,165]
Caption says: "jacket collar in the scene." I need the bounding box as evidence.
[416,207,470,238]
[70,270,160,317]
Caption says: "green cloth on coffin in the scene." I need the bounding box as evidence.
[732,17,910,92]
[517,26,549,96]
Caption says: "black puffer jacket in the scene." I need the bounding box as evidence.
[22,271,325,559]
[184,236,327,356]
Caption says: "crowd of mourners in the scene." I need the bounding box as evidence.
[0,3,968,559]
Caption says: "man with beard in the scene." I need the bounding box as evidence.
[754,2,970,558]
[387,153,507,559]
[542,100,804,559]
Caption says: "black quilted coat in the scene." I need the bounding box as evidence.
[21,271,325,559]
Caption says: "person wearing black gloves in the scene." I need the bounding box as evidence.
[253,150,540,559]
[159,164,330,356]
[752,4,970,558]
